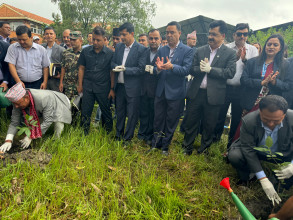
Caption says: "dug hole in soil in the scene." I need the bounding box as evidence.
[1,147,52,168]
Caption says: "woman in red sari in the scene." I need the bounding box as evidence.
[232,34,291,142]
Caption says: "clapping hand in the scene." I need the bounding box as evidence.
[200,58,211,73]
[156,57,164,71]
[162,57,173,70]
[261,71,279,86]
[145,65,154,74]
[269,71,279,85]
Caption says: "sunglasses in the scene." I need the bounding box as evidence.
[236,32,248,37]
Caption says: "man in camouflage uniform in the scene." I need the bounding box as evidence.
[59,31,83,100]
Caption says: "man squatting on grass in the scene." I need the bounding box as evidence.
[0,82,72,152]
[228,95,293,206]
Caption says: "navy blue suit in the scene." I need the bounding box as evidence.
[152,42,193,151]
[0,40,11,85]
[0,40,13,117]
[138,48,159,142]
[111,41,147,141]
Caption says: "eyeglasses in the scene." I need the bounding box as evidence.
[236,32,248,37]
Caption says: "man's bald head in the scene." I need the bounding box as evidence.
[63,29,71,47]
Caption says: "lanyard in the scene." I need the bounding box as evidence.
[261,63,270,79]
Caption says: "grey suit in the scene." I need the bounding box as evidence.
[42,43,65,63]
[7,89,71,136]
[42,43,65,91]
[228,110,293,182]
[183,44,237,154]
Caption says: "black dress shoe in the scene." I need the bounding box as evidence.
[115,136,122,141]
[146,140,152,146]
[182,144,193,155]
[197,148,209,156]
[162,150,169,156]
[183,149,193,155]
[123,140,131,147]
[146,147,159,154]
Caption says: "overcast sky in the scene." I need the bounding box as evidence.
[3,0,293,31]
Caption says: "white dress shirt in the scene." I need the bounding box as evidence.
[226,42,259,86]
[200,45,221,89]
[118,41,134,83]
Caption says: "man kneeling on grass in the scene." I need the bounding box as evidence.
[228,95,293,206]
[0,82,72,152]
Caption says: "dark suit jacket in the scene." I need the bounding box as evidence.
[240,57,292,111]
[187,44,236,105]
[111,41,147,97]
[0,40,11,85]
[235,110,293,173]
[154,42,193,100]
[282,57,293,108]
[42,43,64,63]
[141,48,159,98]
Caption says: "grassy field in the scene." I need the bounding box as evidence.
[0,109,291,219]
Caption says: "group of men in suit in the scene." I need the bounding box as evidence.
[1,19,293,210]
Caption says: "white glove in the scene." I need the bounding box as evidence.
[260,178,281,206]
[0,134,15,152]
[275,163,293,180]
[19,136,32,149]
[145,65,154,74]
[0,142,12,152]
[200,60,211,73]
[113,65,126,72]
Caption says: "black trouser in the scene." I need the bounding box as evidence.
[115,84,140,141]
[138,95,155,141]
[81,89,113,135]
[47,77,60,92]
[152,92,183,151]
[183,89,221,153]
[213,85,242,147]
[228,145,293,189]
[23,77,43,89]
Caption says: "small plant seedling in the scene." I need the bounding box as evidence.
[17,114,38,137]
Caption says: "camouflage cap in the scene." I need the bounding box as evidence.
[70,31,82,39]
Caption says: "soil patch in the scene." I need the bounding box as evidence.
[1,148,52,168]
[246,199,272,219]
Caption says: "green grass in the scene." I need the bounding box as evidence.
[0,109,286,219]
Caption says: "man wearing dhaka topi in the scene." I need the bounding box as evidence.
[0,82,72,153]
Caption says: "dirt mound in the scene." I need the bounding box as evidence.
[1,149,52,168]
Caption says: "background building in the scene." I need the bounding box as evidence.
[0,3,53,42]
[157,15,235,47]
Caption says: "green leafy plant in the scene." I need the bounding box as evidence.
[254,136,290,169]
[16,114,38,137]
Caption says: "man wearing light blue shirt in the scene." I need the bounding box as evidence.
[228,95,293,206]
[5,25,50,89]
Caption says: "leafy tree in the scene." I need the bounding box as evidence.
[50,0,156,39]
[249,26,293,57]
